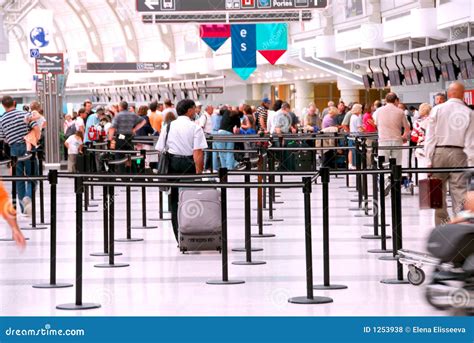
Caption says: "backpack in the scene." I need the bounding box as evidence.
[65,122,77,138]
[87,125,100,142]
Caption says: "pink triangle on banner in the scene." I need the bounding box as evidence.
[258,50,287,65]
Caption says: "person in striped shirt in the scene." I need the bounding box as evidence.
[0,95,34,216]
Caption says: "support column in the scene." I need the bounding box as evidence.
[337,77,362,104]
[252,83,263,101]
[294,80,314,118]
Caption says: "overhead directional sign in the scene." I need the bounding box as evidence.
[86,62,170,72]
[198,87,224,94]
[35,53,64,74]
[137,0,327,12]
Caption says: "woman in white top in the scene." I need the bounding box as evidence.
[348,103,364,169]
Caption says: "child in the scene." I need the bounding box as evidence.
[64,131,84,173]
[24,113,41,152]
[0,179,26,248]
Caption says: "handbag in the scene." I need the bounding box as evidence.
[157,124,171,191]
[419,177,443,209]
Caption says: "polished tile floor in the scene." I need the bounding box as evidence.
[0,172,447,316]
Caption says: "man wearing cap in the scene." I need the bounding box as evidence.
[256,98,271,132]
[84,107,105,145]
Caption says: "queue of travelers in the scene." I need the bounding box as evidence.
[0,81,472,248]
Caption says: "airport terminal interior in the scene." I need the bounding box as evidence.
[0,0,473,317]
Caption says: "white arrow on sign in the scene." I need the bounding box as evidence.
[43,55,62,63]
[144,0,160,10]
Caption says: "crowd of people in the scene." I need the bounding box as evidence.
[0,80,472,248]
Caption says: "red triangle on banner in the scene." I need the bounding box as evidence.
[258,50,286,65]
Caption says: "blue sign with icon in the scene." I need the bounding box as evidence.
[30,49,40,58]
[30,27,50,48]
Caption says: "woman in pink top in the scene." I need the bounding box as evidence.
[362,106,376,133]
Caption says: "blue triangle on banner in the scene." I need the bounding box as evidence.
[233,67,256,80]
[202,37,229,51]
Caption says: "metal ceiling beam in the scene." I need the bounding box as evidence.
[105,1,140,61]
[344,36,473,64]
[65,0,104,61]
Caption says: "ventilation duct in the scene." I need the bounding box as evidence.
[0,13,9,60]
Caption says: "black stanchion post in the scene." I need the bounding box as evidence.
[56,177,101,310]
[314,168,348,290]
[207,168,245,285]
[116,181,144,242]
[266,150,283,223]
[22,152,46,231]
[132,150,157,230]
[37,148,48,225]
[289,177,333,304]
[368,156,393,253]
[33,170,72,289]
[379,158,398,261]
[96,183,129,268]
[82,147,98,213]
[381,164,408,284]
[91,182,122,257]
[233,159,265,263]
[252,147,274,237]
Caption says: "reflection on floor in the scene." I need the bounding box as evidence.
[0,174,447,316]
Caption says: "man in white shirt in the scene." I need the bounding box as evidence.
[75,108,87,133]
[424,81,474,225]
[198,105,214,171]
[156,99,207,242]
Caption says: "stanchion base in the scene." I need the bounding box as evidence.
[121,189,138,192]
[348,207,363,211]
[288,296,333,304]
[232,260,266,265]
[265,218,284,222]
[90,252,122,257]
[361,235,391,240]
[251,223,272,227]
[86,204,99,208]
[380,278,409,285]
[379,255,399,261]
[354,213,374,218]
[56,303,101,310]
[149,218,172,222]
[0,237,30,241]
[82,210,98,213]
[368,249,393,254]
[313,284,348,290]
[273,201,284,204]
[232,247,263,252]
[31,222,50,226]
[131,226,158,230]
[94,263,130,268]
[115,238,144,243]
[206,279,245,285]
[340,186,356,189]
[363,224,390,227]
[253,208,274,212]
[32,283,73,289]
[251,233,276,238]
[21,226,47,231]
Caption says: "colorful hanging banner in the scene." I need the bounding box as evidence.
[199,24,230,52]
[231,24,257,80]
[257,23,288,65]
